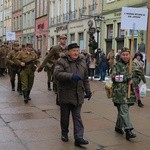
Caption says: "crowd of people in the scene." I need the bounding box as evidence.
[0,36,147,146]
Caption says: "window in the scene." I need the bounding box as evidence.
[71,0,75,11]
[79,32,84,52]
[58,0,62,15]
[82,0,86,7]
[51,1,55,17]
[70,33,75,43]
[51,37,54,46]
[107,24,113,39]
[117,23,124,38]
[65,0,69,13]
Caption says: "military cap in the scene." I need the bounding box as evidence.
[68,43,79,50]
[121,47,130,53]
[21,44,26,48]
[26,43,33,47]
[13,42,19,47]
[59,34,67,39]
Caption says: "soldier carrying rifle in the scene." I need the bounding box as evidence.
[15,43,40,104]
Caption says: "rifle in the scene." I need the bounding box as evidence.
[21,59,37,71]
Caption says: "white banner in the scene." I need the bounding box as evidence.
[121,7,148,30]
[6,32,16,41]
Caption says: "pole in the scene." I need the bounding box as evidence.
[97,29,100,48]
[127,25,135,98]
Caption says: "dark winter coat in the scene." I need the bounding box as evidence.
[54,53,91,106]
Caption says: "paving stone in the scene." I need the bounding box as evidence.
[8,118,59,130]
[26,139,100,150]
[0,142,26,150]
[0,106,40,115]
[15,127,60,144]
[1,112,50,123]
[35,104,58,111]
[0,126,19,143]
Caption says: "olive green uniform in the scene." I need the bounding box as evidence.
[15,49,40,103]
[39,44,67,93]
[7,50,22,92]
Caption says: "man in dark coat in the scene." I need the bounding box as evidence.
[54,43,91,146]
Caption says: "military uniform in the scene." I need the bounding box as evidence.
[7,48,22,93]
[38,44,67,96]
[44,51,54,91]
[112,56,140,139]
[15,47,40,103]
[0,45,8,76]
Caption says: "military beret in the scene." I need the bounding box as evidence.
[68,43,79,50]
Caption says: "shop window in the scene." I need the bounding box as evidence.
[118,23,124,38]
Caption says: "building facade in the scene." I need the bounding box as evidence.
[22,0,35,45]
[48,0,103,53]
[12,0,23,44]
[3,0,12,42]
[35,0,48,58]
[0,0,4,45]
[101,0,147,55]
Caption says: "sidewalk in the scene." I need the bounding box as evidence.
[0,72,150,150]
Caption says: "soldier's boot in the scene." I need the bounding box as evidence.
[48,82,51,91]
[138,100,144,107]
[17,83,22,95]
[27,90,31,101]
[11,80,15,91]
[125,129,136,140]
[23,91,28,104]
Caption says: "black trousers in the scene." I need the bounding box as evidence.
[60,104,84,140]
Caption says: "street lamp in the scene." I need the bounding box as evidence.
[94,16,102,49]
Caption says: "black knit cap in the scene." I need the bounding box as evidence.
[68,43,79,50]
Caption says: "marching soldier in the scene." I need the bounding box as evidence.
[0,44,8,76]
[7,42,22,93]
[37,34,68,104]
[15,43,40,103]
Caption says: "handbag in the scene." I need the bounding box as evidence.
[105,80,113,99]
[140,84,147,97]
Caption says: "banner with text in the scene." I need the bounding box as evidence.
[121,7,148,30]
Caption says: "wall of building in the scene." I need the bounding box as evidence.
[22,0,35,45]
[48,0,103,53]
[101,0,147,55]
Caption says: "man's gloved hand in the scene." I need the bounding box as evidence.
[84,91,92,100]
[37,66,43,72]
[71,74,81,81]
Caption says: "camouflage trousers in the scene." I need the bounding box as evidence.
[115,104,133,130]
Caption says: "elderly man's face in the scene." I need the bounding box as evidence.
[68,48,80,60]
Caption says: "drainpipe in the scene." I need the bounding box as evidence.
[146,0,150,75]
